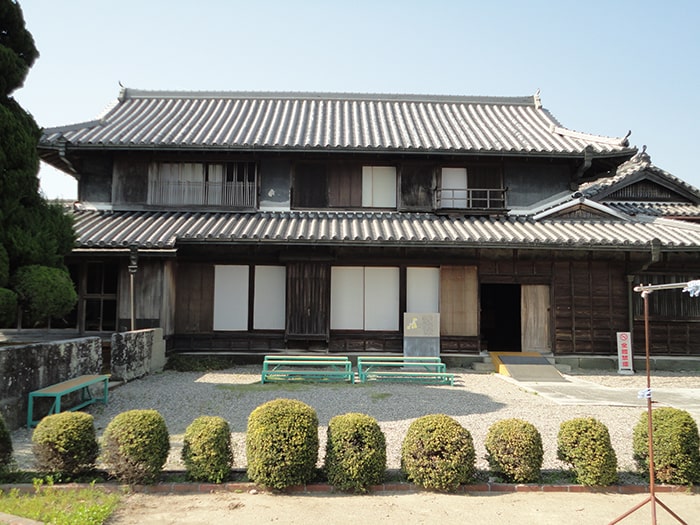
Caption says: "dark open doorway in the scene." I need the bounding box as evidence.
[480,283,521,352]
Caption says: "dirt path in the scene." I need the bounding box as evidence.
[106,490,698,525]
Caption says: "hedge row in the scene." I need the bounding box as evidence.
[1,404,698,491]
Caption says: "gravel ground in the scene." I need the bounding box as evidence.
[10,366,700,478]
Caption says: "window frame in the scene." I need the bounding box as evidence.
[148,161,257,208]
[81,261,119,332]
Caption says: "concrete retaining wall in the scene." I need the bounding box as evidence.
[110,328,166,383]
[0,337,102,430]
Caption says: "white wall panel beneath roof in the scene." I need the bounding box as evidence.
[362,166,397,208]
[214,265,249,331]
[364,267,399,330]
[254,266,286,329]
[441,167,467,207]
[407,267,440,313]
[330,267,364,329]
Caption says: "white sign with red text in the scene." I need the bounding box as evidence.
[616,332,634,375]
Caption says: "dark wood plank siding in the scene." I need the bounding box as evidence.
[174,263,214,333]
[285,262,330,339]
[328,163,362,207]
[161,260,176,336]
[118,259,167,330]
[631,273,700,355]
[635,321,700,355]
[165,249,698,358]
[113,159,148,204]
[78,155,113,203]
[552,260,627,355]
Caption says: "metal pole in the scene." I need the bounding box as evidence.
[634,282,694,293]
[608,285,688,525]
[130,272,135,331]
[128,245,139,332]
[643,290,658,525]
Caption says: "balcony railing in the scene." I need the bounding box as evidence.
[148,180,257,208]
[435,187,506,210]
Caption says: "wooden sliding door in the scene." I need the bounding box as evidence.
[440,266,478,336]
[285,262,330,340]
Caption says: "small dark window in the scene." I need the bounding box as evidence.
[83,261,118,332]
[400,164,433,209]
[294,163,328,208]
[86,263,104,294]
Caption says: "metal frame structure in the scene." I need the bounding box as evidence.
[608,281,696,525]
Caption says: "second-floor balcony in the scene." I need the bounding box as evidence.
[435,187,506,211]
[148,180,257,208]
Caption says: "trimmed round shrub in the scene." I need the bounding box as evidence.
[0,288,17,327]
[485,418,543,483]
[557,417,618,486]
[12,265,77,326]
[0,413,12,473]
[246,398,319,490]
[633,407,700,485]
[102,409,170,485]
[32,412,98,477]
[324,412,386,493]
[182,416,233,483]
[400,414,476,492]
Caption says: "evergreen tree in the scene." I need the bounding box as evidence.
[0,0,76,327]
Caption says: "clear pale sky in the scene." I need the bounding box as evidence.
[13,0,700,201]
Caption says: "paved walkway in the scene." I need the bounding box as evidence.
[502,374,700,420]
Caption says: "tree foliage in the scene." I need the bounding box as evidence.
[0,1,76,325]
[13,265,77,326]
[0,0,38,96]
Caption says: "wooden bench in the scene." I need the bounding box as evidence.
[357,356,454,385]
[261,355,355,384]
[27,374,110,428]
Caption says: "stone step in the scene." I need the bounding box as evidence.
[554,363,572,374]
[472,362,495,373]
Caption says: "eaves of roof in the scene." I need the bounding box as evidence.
[580,152,700,202]
[39,88,636,161]
[606,201,700,218]
[531,198,631,221]
[69,209,700,253]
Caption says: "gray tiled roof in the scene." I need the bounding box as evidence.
[40,89,634,157]
[71,209,700,251]
[580,151,700,199]
[512,151,700,220]
[605,201,700,218]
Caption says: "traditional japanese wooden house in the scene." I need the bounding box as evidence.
[38,88,700,359]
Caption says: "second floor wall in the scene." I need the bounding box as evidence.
[78,152,577,214]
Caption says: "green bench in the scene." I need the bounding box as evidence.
[261,355,355,384]
[27,374,110,428]
[357,356,454,385]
